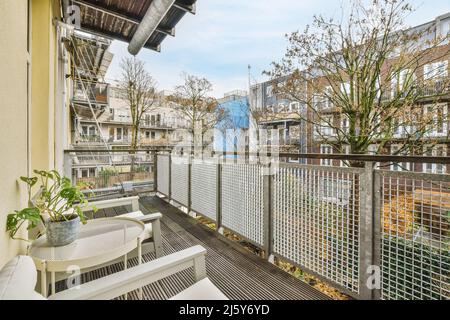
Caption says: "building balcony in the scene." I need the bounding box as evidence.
[72,134,103,144]
[72,80,109,106]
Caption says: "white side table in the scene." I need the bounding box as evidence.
[28,217,145,297]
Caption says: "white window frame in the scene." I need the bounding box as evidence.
[390,145,411,172]
[425,103,448,137]
[266,85,273,97]
[116,127,123,141]
[341,115,349,134]
[320,144,333,166]
[424,60,448,81]
[320,115,334,137]
[290,102,300,112]
[423,145,447,174]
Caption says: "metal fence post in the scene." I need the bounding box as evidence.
[373,169,382,300]
[359,161,375,300]
[168,154,172,201]
[153,152,158,193]
[263,163,273,261]
[216,162,223,234]
[188,156,193,216]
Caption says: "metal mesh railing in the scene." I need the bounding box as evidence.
[273,164,362,294]
[191,159,218,221]
[153,153,450,300]
[378,170,450,300]
[170,156,189,207]
[221,163,266,247]
[157,154,170,196]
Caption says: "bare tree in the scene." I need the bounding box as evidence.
[169,73,227,148]
[267,0,450,167]
[119,57,158,151]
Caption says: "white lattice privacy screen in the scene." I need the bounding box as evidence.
[191,159,218,221]
[170,156,189,207]
[272,164,362,294]
[157,154,170,196]
[221,163,265,246]
[379,171,450,300]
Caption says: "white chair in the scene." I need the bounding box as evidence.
[0,246,228,300]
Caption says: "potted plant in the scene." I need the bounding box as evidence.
[6,170,95,247]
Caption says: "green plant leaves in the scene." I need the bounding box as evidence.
[7,170,94,241]
[20,176,38,187]
[6,207,41,240]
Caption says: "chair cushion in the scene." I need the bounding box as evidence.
[118,211,152,239]
[0,256,46,300]
[170,278,228,300]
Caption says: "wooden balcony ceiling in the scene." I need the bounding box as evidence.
[64,0,196,52]
[57,196,330,300]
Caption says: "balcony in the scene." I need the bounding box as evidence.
[420,78,450,99]
[73,134,103,144]
[73,80,109,106]
[380,78,450,103]
[67,150,450,300]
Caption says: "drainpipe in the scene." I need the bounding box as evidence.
[62,0,70,21]
[128,0,176,55]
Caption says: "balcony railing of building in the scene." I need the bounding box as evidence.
[73,80,109,105]
[64,149,173,196]
[99,116,190,130]
[73,134,103,144]
[381,78,450,102]
[152,152,450,300]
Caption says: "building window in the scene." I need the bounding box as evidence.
[391,145,411,171]
[341,115,349,134]
[81,169,89,178]
[266,85,273,97]
[88,126,96,136]
[320,144,333,166]
[319,115,334,137]
[424,61,448,80]
[116,128,123,141]
[151,131,156,140]
[145,131,150,139]
[424,145,447,174]
[290,102,300,112]
[425,104,448,136]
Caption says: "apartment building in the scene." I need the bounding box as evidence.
[214,90,250,154]
[250,13,450,172]
[249,78,309,156]
[71,80,191,179]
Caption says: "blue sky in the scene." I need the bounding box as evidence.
[105,0,450,98]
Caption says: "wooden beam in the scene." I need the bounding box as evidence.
[173,1,196,14]
[73,0,175,37]
[75,24,161,52]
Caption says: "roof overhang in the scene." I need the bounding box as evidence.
[62,0,196,54]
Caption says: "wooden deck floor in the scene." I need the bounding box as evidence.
[79,195,330,300]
